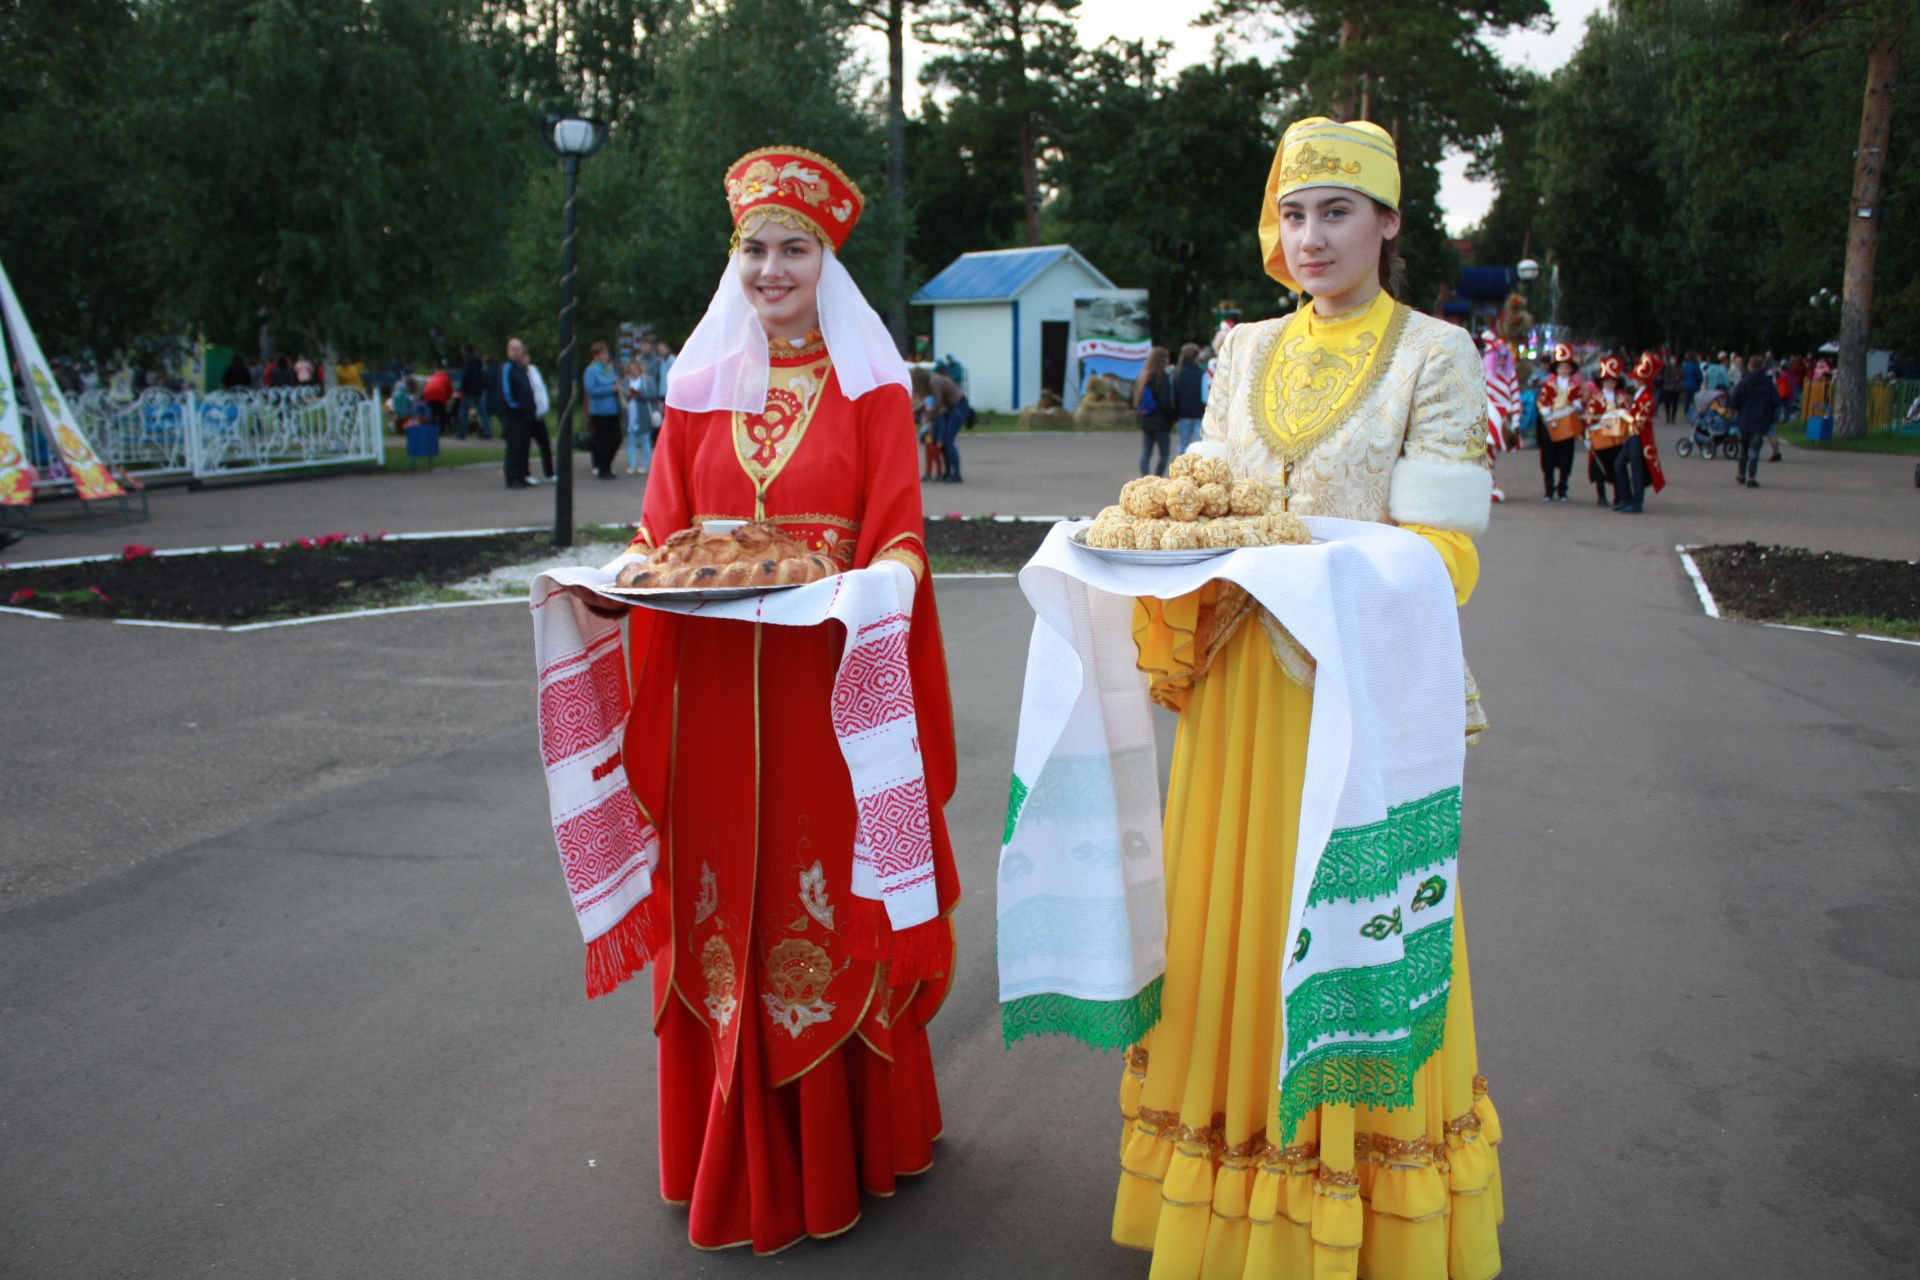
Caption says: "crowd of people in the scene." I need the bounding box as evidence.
[1130,340,1215,477]
[376,337,676,489]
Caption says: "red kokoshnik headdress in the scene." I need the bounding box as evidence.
[725,147,866,254]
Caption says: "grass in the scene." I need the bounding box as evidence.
[382,440,508,470]
[1767,612,1920,640]
[1781,417,1920,455]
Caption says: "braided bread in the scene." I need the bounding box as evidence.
[616,522,837,590]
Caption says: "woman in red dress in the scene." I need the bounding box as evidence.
[621,147,959,1254]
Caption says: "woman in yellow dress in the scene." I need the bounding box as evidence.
[1111,119,1503,1279]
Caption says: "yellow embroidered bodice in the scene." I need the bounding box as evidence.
[733,331,831,516]
[1203,300,1487,521]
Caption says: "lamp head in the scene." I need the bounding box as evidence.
[545,115,607,158]
[1515,258,1540,282]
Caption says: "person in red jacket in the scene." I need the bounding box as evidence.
[421,366,454,435]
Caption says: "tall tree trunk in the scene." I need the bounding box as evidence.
[1020,117,1040,244]
[1331,13,1359,120]
[1835,21,1904,440]
[884,0,909,354]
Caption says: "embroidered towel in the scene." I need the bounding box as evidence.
[531,558,934,998]
[998,518,1466,1141]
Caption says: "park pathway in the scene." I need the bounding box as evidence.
[2,439,1915,1277]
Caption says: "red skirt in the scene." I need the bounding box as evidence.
[656,968,945,1254]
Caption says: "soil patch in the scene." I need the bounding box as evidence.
[1,519,1056,624]
[2,533,561,624]
[1691,543,1920,636]
[925,517,1051,571]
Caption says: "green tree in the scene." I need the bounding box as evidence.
[916,0,1081,246]
[1046,42,1290,340]
[470,0,685,121]
[905,92,1028,282]
[0,0,168,358]
[605,0,891,341]
[1202,0,1548,309]
[132,0,520,363]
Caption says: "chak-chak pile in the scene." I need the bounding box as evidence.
[1086,453,1311,551]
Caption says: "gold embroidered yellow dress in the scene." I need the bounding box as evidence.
[1113,291,1503,1280]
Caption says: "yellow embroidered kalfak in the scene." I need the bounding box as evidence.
[1114,597,1502,1280]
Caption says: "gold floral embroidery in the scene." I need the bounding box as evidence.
[1257,298,1407,462]
[693,861,719,926]
[733,354,830,496]
[761,938,837,1039]
[1315,1164,1361,1193]
[1279,141,1364,185]
[1125,1045,1149,1076]
[727,156,831,217]
[1355,1132,1446,1170]
[797,859,834,931]
[700,935,738,1030]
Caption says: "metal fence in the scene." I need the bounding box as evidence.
[66,386,384,482]
[1798,378,1920,430]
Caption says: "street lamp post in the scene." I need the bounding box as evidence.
[543,114,607,548]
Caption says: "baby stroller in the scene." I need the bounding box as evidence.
[1676,394,1738,458]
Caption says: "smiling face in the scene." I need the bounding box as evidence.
[1277,188,1400,314]
[735,218,824,340]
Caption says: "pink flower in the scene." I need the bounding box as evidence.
[8,588,35,605]
[120,544,155,561]
[87,585,110,602]
[250,541,266,550]
[943,511,963,520]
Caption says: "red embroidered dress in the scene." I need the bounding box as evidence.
[623,332,959,1254]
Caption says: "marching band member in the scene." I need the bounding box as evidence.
[1537,342,1585,502]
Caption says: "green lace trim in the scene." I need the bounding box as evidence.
[1276,990,1450,1145]
[1001,976,1163,1051]
[1305,787,1461,907]
[1001,772,1029,847]
[1285,918,1452,1049]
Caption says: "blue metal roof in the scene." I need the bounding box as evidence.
[1455,266,1515,302]
[912,245,1109,303]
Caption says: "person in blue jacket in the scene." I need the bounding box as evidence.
[583,341,622,479]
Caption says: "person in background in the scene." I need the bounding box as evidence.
[388,375,414,430]
[1773,359,1797,425]
[910,366,947,481]
[1131,344,1176,476]
[1537,342,1585,502]
[294,353,315,385]
[1680,350,1702,423]
[583,340,622,480]
[457,344,488,440]
[267,355,298,388]
[1660,351,1683,424]
[221,351,253,390]
[1731,353,1781,488]
[623,358,652,475]
[335,357,366,390]
[649,339,674,451]
[927,363,966,483]
[1585,354,1631,507]
[520,345,555,483]
[1172,342,1207,456]
[421,364,454,435]
[499,336,538,488]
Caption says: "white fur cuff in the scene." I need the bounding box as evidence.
[1388,457,1492,536]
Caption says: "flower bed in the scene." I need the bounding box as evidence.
[1690,543,1920,638]
[1,519,1058,625]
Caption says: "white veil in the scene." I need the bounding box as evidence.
[666,244,911,415]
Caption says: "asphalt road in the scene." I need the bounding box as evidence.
[3,444,1918,1278]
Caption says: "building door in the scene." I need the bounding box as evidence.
[1040,321,1069,400]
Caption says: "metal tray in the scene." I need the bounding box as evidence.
[602,582,808,603]
[1069,529,1231,566]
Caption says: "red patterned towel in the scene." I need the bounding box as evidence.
[530,560,935,997]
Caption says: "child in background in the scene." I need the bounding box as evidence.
[624,358,653,475]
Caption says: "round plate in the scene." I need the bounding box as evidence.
[1069,529,1230,566]
[603,582,809,603]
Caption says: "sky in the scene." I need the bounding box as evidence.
[850,0,1611,236]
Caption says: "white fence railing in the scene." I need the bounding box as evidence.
[68,387,383,482]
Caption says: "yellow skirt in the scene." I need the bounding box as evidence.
[1115,597,1503,1280]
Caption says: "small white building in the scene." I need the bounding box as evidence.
[912,245,1116,412]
